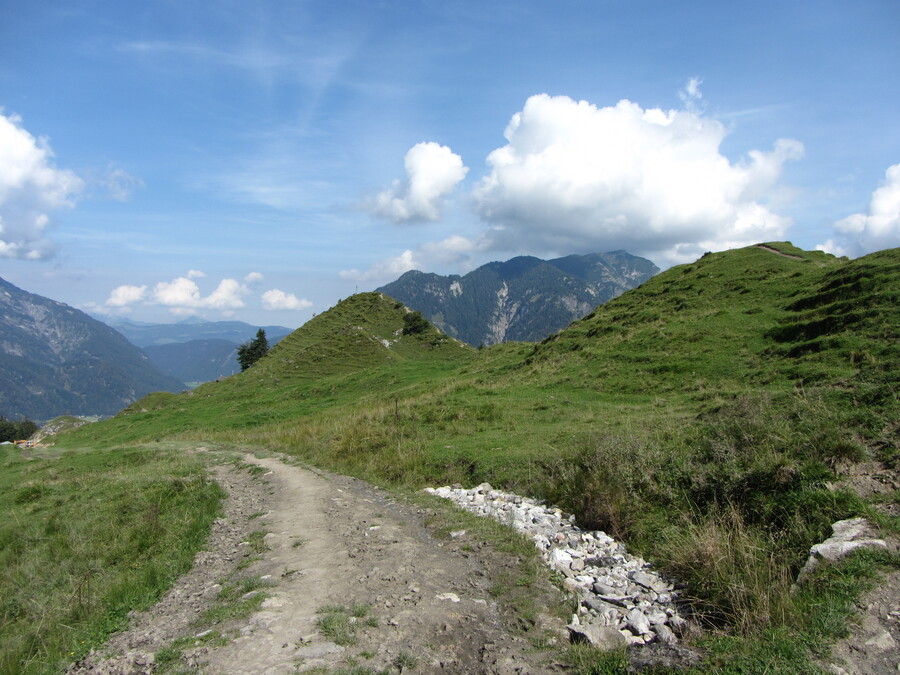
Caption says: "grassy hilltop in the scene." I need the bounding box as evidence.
[4,242,899,673]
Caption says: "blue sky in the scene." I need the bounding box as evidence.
[1,0,898,327]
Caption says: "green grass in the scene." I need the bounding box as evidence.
[41,244,900,672]
[0,443,223,675]
[315,604,378,646]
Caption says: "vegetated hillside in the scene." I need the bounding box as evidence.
[376,251,658,346]
[56,244,900,670]
[72,293,475,445]
[143,338,241,385]
[110,318,293,348]
[526,242,898,398]
[0,276,184,420]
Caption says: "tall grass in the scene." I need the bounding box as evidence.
[0,444,223,674]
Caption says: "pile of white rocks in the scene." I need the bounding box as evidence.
[424,482,687,649]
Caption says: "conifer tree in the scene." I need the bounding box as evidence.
[237,329,269,371]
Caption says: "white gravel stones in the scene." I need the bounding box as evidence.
[425,481,685,649]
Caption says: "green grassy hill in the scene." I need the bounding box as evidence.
[22,244,900,673]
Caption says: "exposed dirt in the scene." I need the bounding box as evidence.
[69,450,568,674]
[820,570,900,675]
[818,461,900,675]
[754,243,804,259]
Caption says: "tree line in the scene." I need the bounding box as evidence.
[0,417,39,443]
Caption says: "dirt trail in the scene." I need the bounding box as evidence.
[71,451,566,674]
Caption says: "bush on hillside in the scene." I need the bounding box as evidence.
[402,311,430,335]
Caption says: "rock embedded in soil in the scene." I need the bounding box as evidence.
[425,482,686,649]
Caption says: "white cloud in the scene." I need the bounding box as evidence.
[105,284,148,308]
[100,273,252,317]
[819,163,900,257]
[339,235,487,283]
[261,289,312,311]
[0,112,83,260]
[245,271,264,284]
[340,250,418,282]
[102,167,144,201]
[678,77,705,114]
[472,92,803,265]
[368,142,468,223]
[204,278,249,310]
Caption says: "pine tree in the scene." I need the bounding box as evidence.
[237,329,269,371]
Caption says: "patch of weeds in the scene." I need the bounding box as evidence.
[316,610,356,646]
[359,650,376,659]
[350,603,371,618]
[247,529,270,554]
[155,645,183,670]
[393,650,418,670]
[292,537,309,548]
[199,576,273,626]
[315,603,377,647]
[248,511,267,519]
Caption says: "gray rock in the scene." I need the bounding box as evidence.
[796,518,887,585]
[568,620,628,651]
[625,608,652,636]
[654,624,678,645]
[626,643,704,672]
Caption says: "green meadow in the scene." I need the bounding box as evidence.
[5,243,899,672]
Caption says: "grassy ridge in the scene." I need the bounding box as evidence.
[46,244,900,671]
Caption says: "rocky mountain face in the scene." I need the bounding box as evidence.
[110,320,294,386]
[376,251,658,346]
[0,276,185,420]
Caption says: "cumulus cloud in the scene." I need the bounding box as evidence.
[818,163,900,258]
[472,91,803,265]
[101,273,313,316]
[0,112,83,259]
[105,284,148,308]
[339,235,487,283]
[101,273,251,317]
[368,142,468,223]
[261,289,312,311]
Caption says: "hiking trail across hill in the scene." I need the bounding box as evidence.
[69,450,568,674]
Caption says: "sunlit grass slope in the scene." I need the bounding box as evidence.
[51,244,900,672]
[64,293,475,448]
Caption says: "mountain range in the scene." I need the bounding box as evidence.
[0,276,184,420]
[376,251,658,346]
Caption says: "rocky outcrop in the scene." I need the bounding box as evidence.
[425,482,687,649]
[796,518,888,585]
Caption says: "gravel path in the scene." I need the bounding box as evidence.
[70,450,567,674]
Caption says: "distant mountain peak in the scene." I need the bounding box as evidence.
[376,251,658,346]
